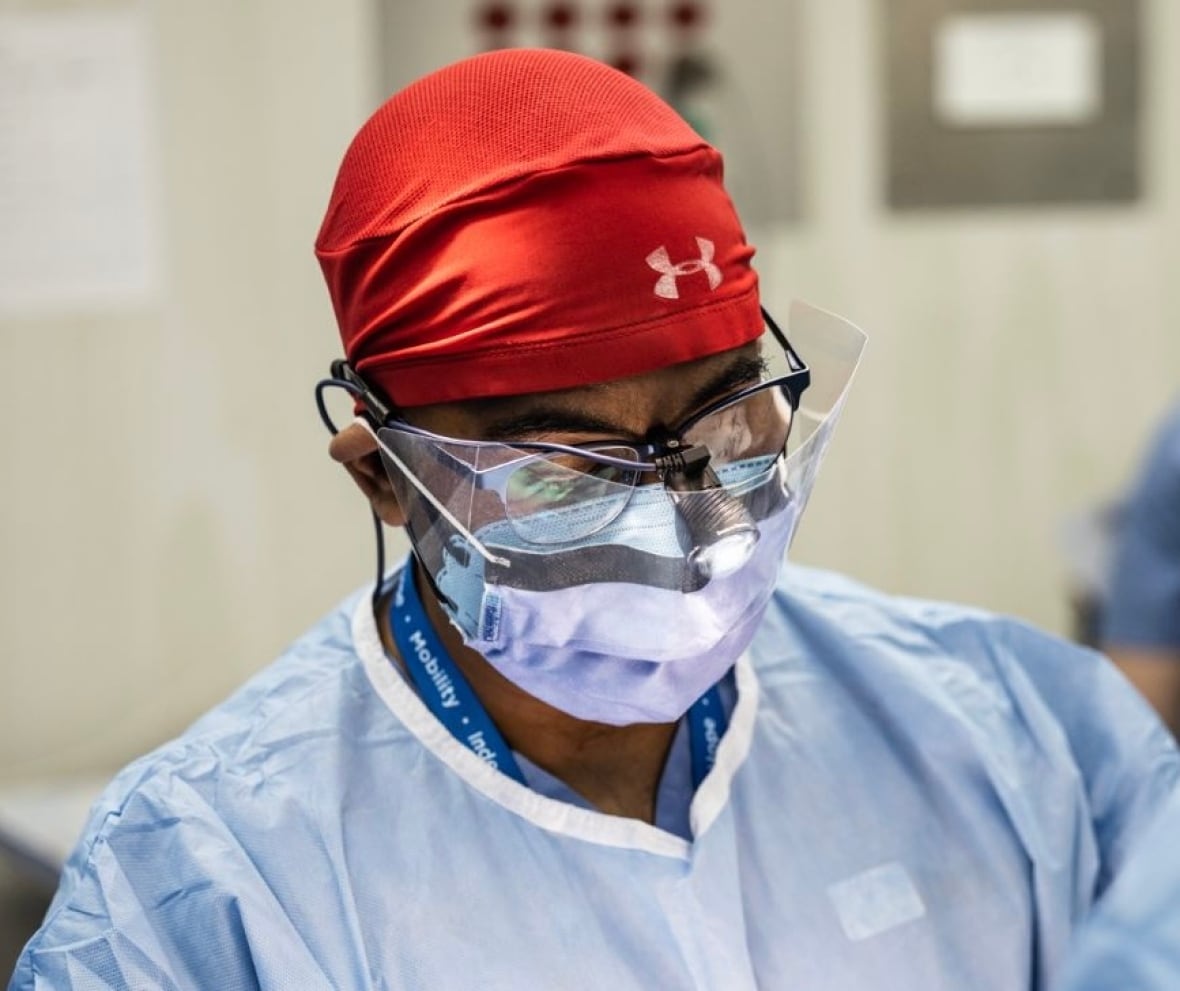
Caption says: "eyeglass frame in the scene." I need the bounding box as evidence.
[321,307,811,489]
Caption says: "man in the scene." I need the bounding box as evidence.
[1102,402,1180,733]
[10,49,1178,991]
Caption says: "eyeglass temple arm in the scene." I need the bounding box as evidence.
[761,307,810,403]
[330,359,395,425]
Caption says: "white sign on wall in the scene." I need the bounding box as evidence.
[934,12,1103,128]
[0,6,160,314]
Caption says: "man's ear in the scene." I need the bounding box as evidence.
[328,420,407,527]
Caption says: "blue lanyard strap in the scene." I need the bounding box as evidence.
[688,683,727,788]
[387,566,730,791]
[389,567,527,785]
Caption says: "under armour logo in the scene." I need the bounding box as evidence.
[646,237,723,300]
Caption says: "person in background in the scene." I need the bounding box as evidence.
[1103,401,1180,734]
[9,50,1179,991]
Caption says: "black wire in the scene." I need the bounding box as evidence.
[369,508,387,611]
[315,376,388,610]
[314,377,360,436]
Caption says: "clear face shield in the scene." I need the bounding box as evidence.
[368,302,864,603]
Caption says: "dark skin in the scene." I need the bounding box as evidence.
[329,343,763,824]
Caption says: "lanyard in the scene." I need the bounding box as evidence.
[387,566,729,790]
[389,566,526,784]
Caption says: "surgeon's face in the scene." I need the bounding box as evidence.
[328,341,768,533]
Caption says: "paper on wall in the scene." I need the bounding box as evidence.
[0,6,160,314]
[934,12,1103,129]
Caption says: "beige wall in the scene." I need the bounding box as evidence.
[0,0,388,782]
[775,0,1180,629]
[1,0,1178,785]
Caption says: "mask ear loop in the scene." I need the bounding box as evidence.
[315,375,512,618]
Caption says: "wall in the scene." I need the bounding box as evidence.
[774,0,1180,629]
[0,0,385,783]
[0,0,1178,790]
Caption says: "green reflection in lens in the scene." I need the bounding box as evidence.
[504,446,639,544]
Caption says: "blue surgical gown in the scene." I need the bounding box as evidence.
[1053,782,1180,990]
[1104,400,1180,648]
[10,565,1179,991]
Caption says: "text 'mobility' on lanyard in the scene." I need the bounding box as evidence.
[387,566,729,790]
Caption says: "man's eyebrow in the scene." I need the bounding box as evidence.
[681,354,767,417]
[480,352,768,443]
[481,409,636,443]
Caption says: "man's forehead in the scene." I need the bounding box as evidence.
[407,341,763,441]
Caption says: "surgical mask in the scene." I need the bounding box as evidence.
[369,302,866,725]
[424,456,797,724]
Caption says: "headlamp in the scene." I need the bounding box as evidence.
[657,441,761,580]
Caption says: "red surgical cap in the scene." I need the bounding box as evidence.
[315,48,761,408]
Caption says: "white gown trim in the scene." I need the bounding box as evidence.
[352,584,760,859]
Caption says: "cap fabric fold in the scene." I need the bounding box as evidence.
[316,48,761,407]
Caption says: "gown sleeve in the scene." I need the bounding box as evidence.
[993,618,1180,895]
[7,752,335,991]
[1053,784,1180,990]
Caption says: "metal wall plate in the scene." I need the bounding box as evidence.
[374,0,803,225]
[884,0,1141,209]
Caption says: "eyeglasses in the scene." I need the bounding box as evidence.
[323,307,809,546]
